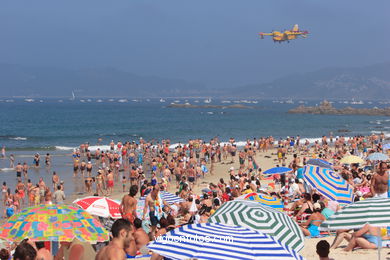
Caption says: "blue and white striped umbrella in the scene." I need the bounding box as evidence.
[263,167,292,174]
[303,165,353,204]
[307,158,333,169]
[367,152,389,161]
[139,191,184,204]
[148,223,304,260]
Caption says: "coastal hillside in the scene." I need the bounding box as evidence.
[230,62,390,100]
[0,64,206,98]
[1,62,389,99]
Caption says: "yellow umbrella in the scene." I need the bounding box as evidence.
[339,155,365,165]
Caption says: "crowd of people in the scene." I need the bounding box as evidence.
[0,132,389,259]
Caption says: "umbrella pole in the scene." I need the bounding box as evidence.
[377,233,381,260]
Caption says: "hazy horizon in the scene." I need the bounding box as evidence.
[1,0,389,90]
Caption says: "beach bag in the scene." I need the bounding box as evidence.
[6,207,14,217]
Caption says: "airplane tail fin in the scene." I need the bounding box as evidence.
[292,24,299,32]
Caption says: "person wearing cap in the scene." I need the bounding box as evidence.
[299,202,326,237]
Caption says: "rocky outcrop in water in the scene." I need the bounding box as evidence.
[288,101,390,116]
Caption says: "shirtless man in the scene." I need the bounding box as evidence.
[80,160,86,176]
[23,162,28,180]
[15,163,23,181]
[133,218,149,251]
[129,166,138,187]
[52,172,59,190]
[370,161,389,198]
[143,187,160,239]
[96,219,135,260]
[38,178,46,203]
[73,160,79,176]
[120,185,138,223]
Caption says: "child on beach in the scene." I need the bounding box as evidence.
[122,176,127,192]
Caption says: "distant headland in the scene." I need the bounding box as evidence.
[288,101,390,116]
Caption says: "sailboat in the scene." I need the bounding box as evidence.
[70,91,76,101]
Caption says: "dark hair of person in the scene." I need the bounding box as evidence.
[111,218,132,238]
[312,193,321,203]
[316,240,330,257]
[13,241,37,260]
[134,218,142,229]
[35,242,45,250]
[129,185,138,197]
[303,193,311,201]
[159,217,168,228]
[0,248,10,260]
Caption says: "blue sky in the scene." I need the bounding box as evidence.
[0,0,389,87]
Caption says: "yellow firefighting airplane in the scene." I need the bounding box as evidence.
[259,24,309,43]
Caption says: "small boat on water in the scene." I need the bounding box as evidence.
[96,99,103,103]
[204,98,212,104]
[24,99,35,102]
[118,99,128,103]
[159,98,166,103]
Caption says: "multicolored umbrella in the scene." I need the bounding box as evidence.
[139,191,184,204]
[148,223,303,260]
[208,200,304,252]
[367,152,389,161]
[303,165,353,204]
[307,158,333,169]
[0,204,109,242]
[320,198,390,230]
[339,155,365,165]
[236,193,283,211]
[263,167,292,174]
[73,196,121,219]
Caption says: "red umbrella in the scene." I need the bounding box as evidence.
[73,196,121,219]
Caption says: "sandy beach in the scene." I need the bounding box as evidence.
[103,147,390,259]
[2,141,390,260]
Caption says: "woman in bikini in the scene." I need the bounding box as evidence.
[300,203,325,237]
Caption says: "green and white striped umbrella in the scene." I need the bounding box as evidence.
[320,198,390,230]
[208,200,304,252]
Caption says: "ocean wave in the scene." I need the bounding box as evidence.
[0,168,15,171]
[9,137,27,141]
[55,146,76,151]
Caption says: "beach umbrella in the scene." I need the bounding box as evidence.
[320,198,390,260]
[139,191,184,204]
[339,155,365,165]
[236,193,283,211]
[208,200,304,251]
[320,198,390,230]
[306,158,333,169]
[383,143,390,151]
[73,196,121,219]
[0,204,109,243]
[263,167,292,174]
[148,223,303,260]
[303,165,353,204]
[367,152,389,161]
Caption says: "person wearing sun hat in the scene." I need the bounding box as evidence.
[299,202,326,237]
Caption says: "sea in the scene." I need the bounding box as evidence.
[0,98,389,210]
